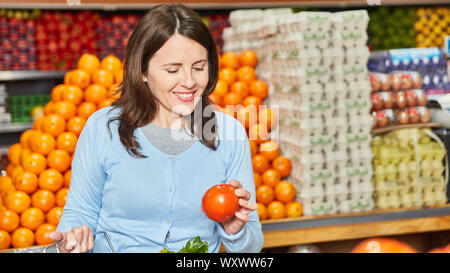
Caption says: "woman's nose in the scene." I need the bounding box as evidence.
[180,70,196,89]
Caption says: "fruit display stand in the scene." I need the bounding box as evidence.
[260,204,450,249]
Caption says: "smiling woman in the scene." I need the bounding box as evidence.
[52,4,263,254]
[108,5,219,158]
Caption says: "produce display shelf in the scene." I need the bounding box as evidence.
[260,204,450,248]
[0,122,32,133]
[0,0,447,10]
[0,71,66,82]
[371,123,441,135]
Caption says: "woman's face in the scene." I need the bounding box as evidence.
[144,33,209,117]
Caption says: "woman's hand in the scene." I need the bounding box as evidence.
[49,225,94,253]
[220,180,258,235]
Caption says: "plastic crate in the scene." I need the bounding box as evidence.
[8,94,50,123]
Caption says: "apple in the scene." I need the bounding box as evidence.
[371,93,384,111]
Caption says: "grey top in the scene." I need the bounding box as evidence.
[140,121,196,156]
[140,101,209,156]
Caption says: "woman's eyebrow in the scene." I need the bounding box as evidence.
[162,59,207,67]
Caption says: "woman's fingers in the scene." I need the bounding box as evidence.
[49,231,64,243]
[63,231,79,253]
[229,180,242,189]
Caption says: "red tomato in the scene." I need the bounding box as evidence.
[202,184,240,222]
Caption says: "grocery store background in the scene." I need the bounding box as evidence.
[0,0,450,253]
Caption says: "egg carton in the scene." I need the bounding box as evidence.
[274,31,332,51]
[271,49,322,68]
[331,10,370,32]
[337,196,375,214]
[332,64,368,83]
[343,46,371,66]
[289,12,334,34]
[330,30,368,49]
[302,199,338,216]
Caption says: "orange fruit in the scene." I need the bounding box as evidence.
[0,209,20,232]
[61,85,83,106]
[115,69,124,84]
[38,168,64,192]
[77,102,97,120]
[10,165,24,184]
[258,108,277,131]
[212,80,229,98]
[50,84,66,102]
[239,50,258,68]
[52,101,77,120]
[237,66,257,84]
[56,187,69,207]
[20,207,45,231]
[63,170,71,188]
[208,92,223,107]
[20,129,35,150]
[254,172,262,188]
[11,227,35,248]
[101,55,122,74]
[267,201,286,219]
[84,84,107,104]
[256,202,268,221]
[56,132,78,154]
[32,116,45,131]
[19,148,31,167]
[0,175,15,199]
[46,206,64,225]
[22,152,47,175]
[29,132,56,156]
[44,102,56,116]
[262,168,281,188]
[230,81,249,98]
[248,124,269,144]
[252,154,270,174]
[35,223,57,245]
[92,69,114,88]
[4,190,31,214]
[285,201,303,217]
[77,53,100,72]
[47,150,71,173]
[218,68,237,85]
[6,164,15,176]
[0,230,11,250]
[274,181,296,203]
[31,189,56,213]
[250,80,268,100]
[221,52,240,70]
[243,96,263,111]
[249,140,258,156]
[272,156,292,178]
[256,185,274,205]
[223,92,242,107]
[351,238,418,253]
[98,98,115,109]
[259,140,280,162]
[66,69,91,89]
[236,105,257,129]
[42,114,66,137]
[67,116,86,136]
[7,143,22,165]
[108,84,121,99]
[14,171,38,194]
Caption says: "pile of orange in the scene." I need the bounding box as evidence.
[0,53,123,250]
[209,50,303,221]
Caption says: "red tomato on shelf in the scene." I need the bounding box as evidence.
[202,184,240,222]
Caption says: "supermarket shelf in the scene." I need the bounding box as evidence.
[261,205,450,248]
[0,71,66,82]
[0,122,32,133]
[371,122,441,135]
[1,0,449,10]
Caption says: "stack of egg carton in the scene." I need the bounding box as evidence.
[223,9,375,216]
[371,128,448,209]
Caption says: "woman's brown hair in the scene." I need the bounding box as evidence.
[108,4,219,158]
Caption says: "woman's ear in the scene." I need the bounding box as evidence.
[142,75,148,82]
